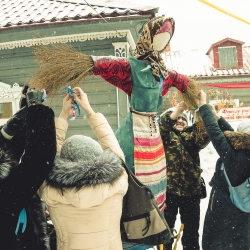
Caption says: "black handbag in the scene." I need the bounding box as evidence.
[120,161,171,245]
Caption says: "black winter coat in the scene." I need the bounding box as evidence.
[199,104,250,250]
[0,105,56,250]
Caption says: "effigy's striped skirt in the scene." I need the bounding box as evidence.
[132,110,167,212]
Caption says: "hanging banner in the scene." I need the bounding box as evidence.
[202,82,250,89]
[218,107,250,121]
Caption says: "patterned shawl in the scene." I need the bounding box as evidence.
[134,16,175,81]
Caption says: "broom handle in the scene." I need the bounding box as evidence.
[159,244,163,250]
[173,224,184,250]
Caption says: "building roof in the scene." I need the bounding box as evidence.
[0,0,158,30]
[206,37,245,54]
[163,46,250,78]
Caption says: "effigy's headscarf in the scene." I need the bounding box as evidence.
[134,16,175,82]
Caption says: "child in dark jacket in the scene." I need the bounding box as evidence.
[0,88,56,250]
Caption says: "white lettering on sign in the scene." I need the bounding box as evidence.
[218,107,250,121]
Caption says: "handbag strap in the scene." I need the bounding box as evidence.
[220,163,233,187]
[220,163,250,187]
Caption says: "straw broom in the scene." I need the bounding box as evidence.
[177,77,200,110]
[29,44,94,95]
[177,77,207,143]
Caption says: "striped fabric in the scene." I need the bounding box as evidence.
[132,112,167,212]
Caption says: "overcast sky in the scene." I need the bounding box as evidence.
[87,0,250,54]
[157,0,250,53]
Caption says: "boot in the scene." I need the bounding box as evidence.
[163,239,174,250]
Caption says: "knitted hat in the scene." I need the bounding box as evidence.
[237,119,250,133]
[60,135,103,162]
[178,112,188,122]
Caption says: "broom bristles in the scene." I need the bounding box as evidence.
[177,77,207,143]
[29,44,94,95]
[177,77,201,110]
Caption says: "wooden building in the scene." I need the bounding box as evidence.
[162,37,250,121]
[0,0,159,138]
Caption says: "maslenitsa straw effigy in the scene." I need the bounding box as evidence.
[31,44,202,106]
[29,43,205,141]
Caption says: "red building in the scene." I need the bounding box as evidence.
[161,38,250,121]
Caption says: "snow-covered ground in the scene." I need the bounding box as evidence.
[148,121,240,250]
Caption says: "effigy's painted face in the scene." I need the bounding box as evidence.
[153,32,171,52]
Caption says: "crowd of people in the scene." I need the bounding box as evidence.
[1,85,250,250]
[1,14,250,250]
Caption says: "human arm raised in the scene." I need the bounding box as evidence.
[0,88,47,159]
[170,101,187,120]
[197,90,234,162]
[55,94,73,152]
[0,104,56,210]
[198,90,233,131]
[73,87,125,160]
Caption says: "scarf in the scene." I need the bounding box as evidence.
[134,16,175,82]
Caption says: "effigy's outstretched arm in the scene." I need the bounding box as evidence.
[91,56,133,96]
[162,69,200,109]
[29,44,134,96]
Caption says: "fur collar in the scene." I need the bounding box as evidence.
[46,150,124,191]
[224,131,250,150]
[0,149,18,180]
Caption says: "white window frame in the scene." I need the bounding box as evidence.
[0,82,22,126]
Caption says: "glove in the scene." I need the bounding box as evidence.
[19,85,29,109]
[26,88,43,107]
[1,106,27,140]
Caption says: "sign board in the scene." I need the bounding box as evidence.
[218,107,250,122]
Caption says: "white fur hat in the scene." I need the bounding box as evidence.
[178,112,188,122]
[237,119,250,133]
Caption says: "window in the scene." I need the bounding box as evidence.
[218,46,238,68]
[0,82,22,126]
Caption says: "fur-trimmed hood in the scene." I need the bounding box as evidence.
[46,150,124,191]
[224,131,250,150]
